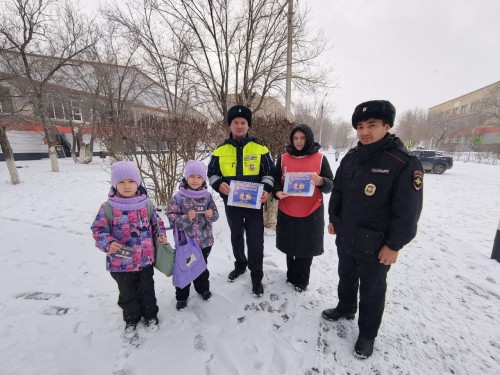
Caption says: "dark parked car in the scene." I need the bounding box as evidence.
[411,150,453,174]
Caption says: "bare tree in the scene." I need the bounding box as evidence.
[479,90,500,126]
[0,0,98,171]
[149,0,331,120]
[330,118,356,150]
[0,79,22,183]
[100,4,219,205]
[103,0,199,117]
[394,107,429,146]
[294,97,336,148]
[0,124,20,184]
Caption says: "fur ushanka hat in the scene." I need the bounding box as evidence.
[227,105,252,127]
[351,100,396,129]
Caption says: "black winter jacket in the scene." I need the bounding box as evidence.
[273,124,334,257]
[328,134,423,260]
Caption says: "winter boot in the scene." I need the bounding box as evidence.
[252,281,264,297]
[201,291,212,301]
[145,317,159,332]
[124,321,137,339]
[294,284,307,293]
[321,308,355,322]
[228,268,246,282]
[354,336,375,359]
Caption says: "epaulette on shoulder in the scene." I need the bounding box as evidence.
[248,135,263,145]
[385,147,412,165]
[346,147,356,155]
[216,139,230,149]
[398,147,413,157]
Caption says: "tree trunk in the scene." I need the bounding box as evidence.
[70,123,81,163]
[36,99,60,172]
[48,146,59,171]
[78,142,87,163]
[79,131,95,164]
[0,126,21,184]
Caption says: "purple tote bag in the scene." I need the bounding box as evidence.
[172,226,207,289]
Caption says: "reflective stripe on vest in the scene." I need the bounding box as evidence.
[278,152,323,218]
[213,142,268,177]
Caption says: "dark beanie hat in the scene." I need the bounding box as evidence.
[228,105,252,127]
[351,100,396,129]
[290,123,314,151]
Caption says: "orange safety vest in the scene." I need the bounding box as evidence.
[278,152,323,218]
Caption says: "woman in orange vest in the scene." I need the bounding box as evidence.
[273,124,334,292]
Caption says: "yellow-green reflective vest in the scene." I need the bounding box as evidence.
[212,142,270,177]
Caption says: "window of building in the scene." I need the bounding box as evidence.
[452,107,458,114]
[460,105,467,114]
[45,95,66,120]
[70,99,82,122]
[470,102,478,112]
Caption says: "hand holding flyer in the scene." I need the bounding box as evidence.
[227,180,264,209]
[283,172,315,197]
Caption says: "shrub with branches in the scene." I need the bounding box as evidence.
[97,114,211,207]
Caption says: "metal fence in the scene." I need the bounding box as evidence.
[451,152,499,165]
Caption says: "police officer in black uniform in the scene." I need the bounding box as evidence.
[322,100,423,359]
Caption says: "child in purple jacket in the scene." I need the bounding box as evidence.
[167,160,219,310]
[91,161,167,337]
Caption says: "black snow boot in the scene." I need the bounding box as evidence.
[354,336,375,359]
[321,308,355,322]
[228,268,246,282]
[252,281,264,297]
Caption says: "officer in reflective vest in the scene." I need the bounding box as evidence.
[208,105,274,297]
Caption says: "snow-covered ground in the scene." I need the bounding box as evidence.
[1,155,499,375]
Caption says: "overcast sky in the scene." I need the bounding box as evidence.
[308,0,500,120]
[84,0,500,122]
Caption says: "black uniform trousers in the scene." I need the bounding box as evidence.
[110,265,159,324]
[224,204,264,283]
[286,255,313,289]
[175,246,211,301]
[336,251,390,339]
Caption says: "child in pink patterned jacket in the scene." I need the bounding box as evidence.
[91,161,167,337]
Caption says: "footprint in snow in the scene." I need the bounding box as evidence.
[194,334,207,351]
[74,321,93,336]
[43,306,74,316]
[263,259,278,267]
[16,292,61,300]
[336,323,348,339]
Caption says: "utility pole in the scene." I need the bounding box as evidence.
[285,0,293,119]
[318,93,327,145]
